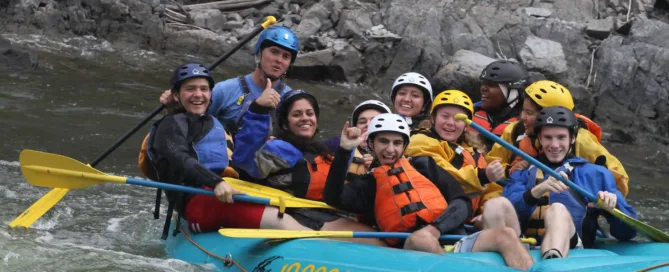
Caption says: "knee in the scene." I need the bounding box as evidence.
[405,228,438,250]
[546,203,571,221]
[484,197,514,214]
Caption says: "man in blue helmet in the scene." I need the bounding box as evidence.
[159,26,299,134]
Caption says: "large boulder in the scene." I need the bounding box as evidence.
[593,19,669,142]
[0,36,38,72]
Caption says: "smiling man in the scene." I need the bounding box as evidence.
[503,106,637,259]
[158,26,299,134]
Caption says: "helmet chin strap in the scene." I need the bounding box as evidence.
[499,84,520,109]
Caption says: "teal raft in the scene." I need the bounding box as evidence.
[165,222,669,272]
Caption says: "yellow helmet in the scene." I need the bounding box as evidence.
[431,90,474,116]
[524,80,574,110]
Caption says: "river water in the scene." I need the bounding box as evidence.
[0,34,667,271]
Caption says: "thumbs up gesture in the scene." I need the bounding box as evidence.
[255,78,281,108]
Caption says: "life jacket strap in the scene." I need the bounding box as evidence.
[400,202,427,216]
[392,182,414,194]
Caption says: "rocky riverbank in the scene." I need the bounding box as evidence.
[2,0,669,144]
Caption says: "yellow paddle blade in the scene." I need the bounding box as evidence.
[612,209,669,242]
[225,178,292,197]
[8,188,69,228]
[219,228,354,239]
[19,150,125,189]
[225,178,339,211]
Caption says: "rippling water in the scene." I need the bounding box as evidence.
[0,34,667,271]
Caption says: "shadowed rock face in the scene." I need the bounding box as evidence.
[1,0,668,141]
[0,36,38,72]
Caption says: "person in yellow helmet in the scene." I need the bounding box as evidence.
[404,90,505,220]
[485,80,629,197]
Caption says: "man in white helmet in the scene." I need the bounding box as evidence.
[323,113,534,270]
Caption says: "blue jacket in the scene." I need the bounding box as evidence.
[231,104,314,197]
[208,73,291,132]
[503,157,637,241]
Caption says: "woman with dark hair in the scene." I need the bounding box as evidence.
[232,85,386,246]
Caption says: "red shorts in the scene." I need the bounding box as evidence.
[184,194,266,233]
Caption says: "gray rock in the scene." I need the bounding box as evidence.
[550,0,596,22]
[519,35,568,75]
[523,7,553,18]
[295,17,323,46]
[586,17,614,39]
[433,50,496,98]
[189,9,226,31]
[294,2,331,48]
[337,9,373,38]
[237,8,259,18]
[318,19,333,32]
[222,20,244,30]
[289,48,338,81]
[329,0,345,23]
[227,13,243,22]
[0,36,38,71]
[593,33,669,138]
[286,14,302,24]
[259,2,279,16]
[289,4,300,14]
[630,18,669,48]
[363,25,402,43]
[331,45,365,82]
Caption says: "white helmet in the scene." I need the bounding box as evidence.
[351,100,392,126]
[391,72,434,103]
[367,113,411,144]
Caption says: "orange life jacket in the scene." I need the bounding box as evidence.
[575,114,602,142]
[373,157,448,245]
[471,110,519,136]
[304,154,333,201]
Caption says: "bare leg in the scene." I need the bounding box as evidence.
[541,203,575,258]
[321,218,388,247]
[258,207,312,230]
[481,197,522,236]
[471,227,534,271]
[403,225,444,253]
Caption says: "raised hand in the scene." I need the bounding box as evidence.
[339,121,368,151]
[255,78,281,108]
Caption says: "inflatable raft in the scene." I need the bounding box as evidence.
[164,221,669,272]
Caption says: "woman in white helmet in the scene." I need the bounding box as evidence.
[322,113,533,270]
[390,72,434,131]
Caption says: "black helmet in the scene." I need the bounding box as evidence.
[170,62,215,92]
[534,106,578,136]
[479,60,529,86]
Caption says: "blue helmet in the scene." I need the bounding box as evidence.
[170,62,215,92]
[254,26,299,63]
[276,89,319,130]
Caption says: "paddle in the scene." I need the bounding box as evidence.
[19,150,338,211]
[218,228,537,245]
[8,16,280,228]
[455,113,669,243]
